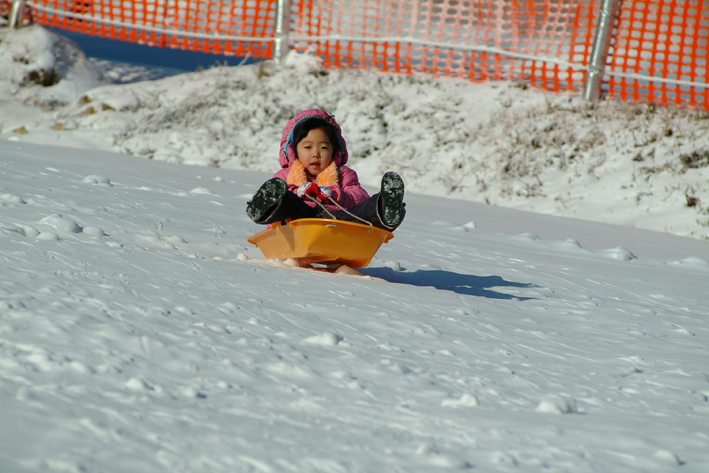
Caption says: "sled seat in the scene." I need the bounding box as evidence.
[247,218,394,268]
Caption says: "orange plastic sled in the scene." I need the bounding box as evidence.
[247,218,394,268]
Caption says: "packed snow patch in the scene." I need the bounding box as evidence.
[1,140,707,472]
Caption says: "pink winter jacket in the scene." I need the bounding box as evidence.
[272,109,370,211]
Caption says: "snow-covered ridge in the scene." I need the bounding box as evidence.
[1,24,708,239]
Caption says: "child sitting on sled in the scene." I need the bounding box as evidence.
[246,109,406,231]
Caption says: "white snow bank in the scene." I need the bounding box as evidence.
[1,25,708,242]
[0,24,108,105]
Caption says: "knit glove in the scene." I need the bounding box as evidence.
[297,182,320,199]
[297,183,333,202]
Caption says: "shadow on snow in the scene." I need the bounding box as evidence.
[361,268,537,300]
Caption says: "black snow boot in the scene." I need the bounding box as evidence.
[246,178,288,224]
[378,172,406,230]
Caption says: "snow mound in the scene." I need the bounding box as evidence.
[0,24,108,106]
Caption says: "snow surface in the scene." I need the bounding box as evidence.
[1,24,709,473]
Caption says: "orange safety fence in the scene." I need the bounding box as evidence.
[2,0,708,110]
[290,0,707,110]
[11,1,277,59]
[292,0,597,93]
[607,0,708,110]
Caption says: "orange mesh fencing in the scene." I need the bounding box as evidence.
[1,1,14,18]
[292,0,597,93]
[24,1,276,59]
[6,0,709,109]
[291,0,708,109]
[607,0,708,110]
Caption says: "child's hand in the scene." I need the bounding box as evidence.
[297,183,332,202]
[297,182,319,199]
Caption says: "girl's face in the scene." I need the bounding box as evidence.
[296,127,333,177]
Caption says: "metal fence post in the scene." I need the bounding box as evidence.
[274,0,292,65]
[9,0,27,28]
[583,0,621,103]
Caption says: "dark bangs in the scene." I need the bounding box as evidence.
[292,117,339,150]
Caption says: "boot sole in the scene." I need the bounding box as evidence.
[247,178,287,223]
[380,172,405,228]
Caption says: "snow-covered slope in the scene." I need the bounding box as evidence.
[1,140,708,472]
[1,24,708,240]
[1,24,709,471]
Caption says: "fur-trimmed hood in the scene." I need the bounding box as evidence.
[279,109,349,168]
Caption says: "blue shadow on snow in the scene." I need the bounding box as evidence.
[360,268,537,300]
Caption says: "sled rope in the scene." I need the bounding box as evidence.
[327,198,374,226]
[304,194,336,219]
[305,195,374,226]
